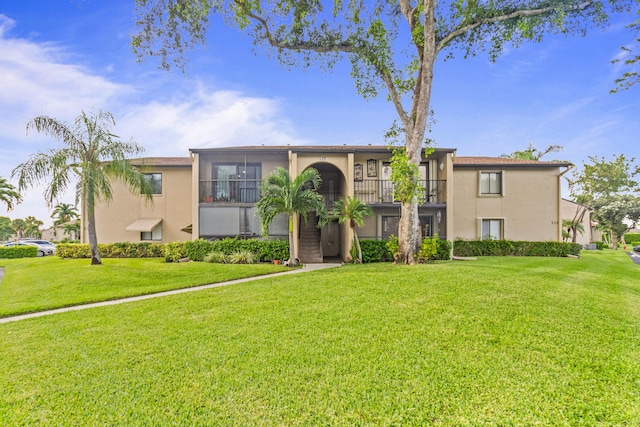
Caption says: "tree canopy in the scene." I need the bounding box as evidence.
[132,0,627,263]
[500,143,563,160]
[0,177,22,212]
[567,154,640,247]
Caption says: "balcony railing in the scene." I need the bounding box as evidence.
[354,180,446,205]
[199,179,261,203]
[199,179,446,205]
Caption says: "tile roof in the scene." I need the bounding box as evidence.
[454,156,572,167]
[131,157,191,167]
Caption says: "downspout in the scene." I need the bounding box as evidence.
[558,164,574,241]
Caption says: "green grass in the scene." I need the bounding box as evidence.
[1,250,639,425]
[0,257,286,317]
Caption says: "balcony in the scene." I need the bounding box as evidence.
[199,179,446,206]
[354,180,446,205]
[199,179,261,203]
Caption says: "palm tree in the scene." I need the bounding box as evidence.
[52,202,79,225]
[256,167,325,266]
[24,216,43,238]
[562,218,585,243]
[332,196,373,263]
[63,220,81,241]
[11,218,26,240]
[0,177,22,211]
[12,110,153,265]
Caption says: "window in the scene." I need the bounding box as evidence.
[141,224,162,241]
[143,173,162,195]
[211,163,261,203]
[481,219,503,240]
[480,171,503,195]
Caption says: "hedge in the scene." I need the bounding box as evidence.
[57,238,290,263]
[453,239,581,257]
[624,233,640,245]
[358,238,452,263]
[184,238,289,262]
[0,245,38,259]
[56,242,165,259]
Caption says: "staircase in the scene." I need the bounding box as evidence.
[298,211,323,263]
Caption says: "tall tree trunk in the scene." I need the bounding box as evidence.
[288,214,297,266]
[395,1,436,264]
[354,228,363,264]
[86,190,102,265]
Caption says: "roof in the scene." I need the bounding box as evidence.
[190,145,456,155]
[454,156,573,168]
[131,157,191,167]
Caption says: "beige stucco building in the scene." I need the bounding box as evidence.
[86,146,572,262]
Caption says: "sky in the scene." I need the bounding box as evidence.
[1,0,639,228]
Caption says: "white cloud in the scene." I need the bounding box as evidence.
[0,14,309,226]
[119,86,312,156]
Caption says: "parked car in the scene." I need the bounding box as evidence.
[634,245,640,253]
[18,239,56,256]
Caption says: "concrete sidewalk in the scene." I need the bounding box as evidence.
[0,263,341,324]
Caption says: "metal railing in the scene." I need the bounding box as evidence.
[353,180,446,205]
[199,179,261,203]
[199,179,446,205]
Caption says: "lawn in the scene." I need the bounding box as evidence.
[1,250,639,425]
[0,257,286,317]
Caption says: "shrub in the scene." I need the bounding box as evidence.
[359,240,392,263]
[227,250,258,264]
[164,241,187,262]
[56,243,165,259]
[257,239,289,262]
[184,239,215,262]
[56,243,91,258]
[623,233,640,245]
[0,245,38,259]
[386,235,399,260]
[418,237,438,262]
[203,251,228,263]
[590,241,607,250]
[434,238,452,261]
[453,240,581,257]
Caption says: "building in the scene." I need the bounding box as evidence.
[86,146,572,262]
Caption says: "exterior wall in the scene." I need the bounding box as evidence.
[453,167,562,241]
[560,199,601,245]
[90,166,192,244]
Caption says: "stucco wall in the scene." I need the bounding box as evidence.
[452,167,561,241]
[91,166,192,244]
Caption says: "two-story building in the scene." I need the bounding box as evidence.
[85,145,571,262]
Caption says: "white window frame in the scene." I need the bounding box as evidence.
[478,170,505,196]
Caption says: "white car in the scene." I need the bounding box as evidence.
[19,239,57,256]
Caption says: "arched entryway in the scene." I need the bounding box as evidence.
[298,162,347,262]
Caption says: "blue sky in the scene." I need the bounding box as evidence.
[1,0,639,227]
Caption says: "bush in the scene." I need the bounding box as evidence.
[184,239,215,262]
[227,250,258,264]
[0,245,38,259]
[590,241,607,250]
[434,238,452,261]
[624,233,640,245]
[359,240,392,263]
[164,241,187,262]
[203,251,228,263]
[56,242,165,259]
[453,239,581,257]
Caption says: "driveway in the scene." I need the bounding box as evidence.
[627,251,640,265]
